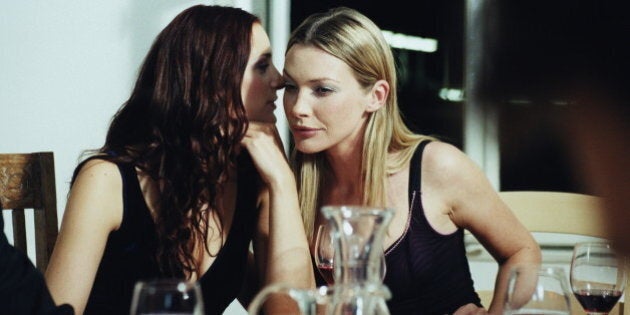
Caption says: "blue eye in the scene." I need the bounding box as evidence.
[314,86,334,95]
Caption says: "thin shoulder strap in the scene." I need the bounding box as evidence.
[408,140,431,204]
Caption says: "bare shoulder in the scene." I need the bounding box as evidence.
[72,158,123,198]
[67,158,123,230]
[420,141,490,198]
[422,141,476,176]
[75,158,120,180]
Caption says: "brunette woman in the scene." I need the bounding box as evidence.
[46,5,312,314]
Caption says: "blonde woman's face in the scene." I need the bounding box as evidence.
[241,23,283,123]
[283,44,374,155]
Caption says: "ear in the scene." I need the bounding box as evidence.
[365,79,389,113]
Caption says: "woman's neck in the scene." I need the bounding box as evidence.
[324,145,364,203]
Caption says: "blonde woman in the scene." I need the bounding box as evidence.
[283,7,540,315]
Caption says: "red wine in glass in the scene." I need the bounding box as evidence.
[314,225,335,285]
[316,263,335,285]
[573,289,622,313]
[570,242,627,315]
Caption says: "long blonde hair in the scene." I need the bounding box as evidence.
[287,7,435,239]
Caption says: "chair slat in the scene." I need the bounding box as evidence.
[0,152,58,272]
[11,208,27,252]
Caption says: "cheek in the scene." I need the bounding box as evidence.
[242,78,262,110]
[244,78,265,103]
[322,99,358,121]
[322,101,368,136]
[241,75,252,103]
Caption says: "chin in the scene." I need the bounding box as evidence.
[250,115,276,123]
[294,142,325,155]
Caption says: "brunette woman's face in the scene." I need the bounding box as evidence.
[241,23,283,123]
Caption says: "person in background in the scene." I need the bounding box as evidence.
[475,0,629,260]
[45,5,312,314]
[0,203,74,315]
[566,94,628,254]
[282,7,540,315]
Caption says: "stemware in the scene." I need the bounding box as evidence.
[504,265,572,315]
[314,224,336,284]
[129,278,204,315]
[314,224,387,285]
[248,282,392,315]
[570,242,627,315]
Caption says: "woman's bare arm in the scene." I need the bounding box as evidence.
[240,122,314,311]
[45,159,123,314]
[422,142,541,315]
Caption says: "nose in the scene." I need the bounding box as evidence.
[283,88,310,119]
[270,64,283,90]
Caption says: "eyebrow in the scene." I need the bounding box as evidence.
[283,70,340,84]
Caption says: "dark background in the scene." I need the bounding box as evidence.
[289,0,628,193]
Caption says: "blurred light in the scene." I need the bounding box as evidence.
[507,99,533,105]
[439,88,464,102]
[382,30,438,53]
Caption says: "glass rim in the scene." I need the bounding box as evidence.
[134,278,201,291]
[574,240,615,248]
[315,283,391,294]
[572,241,627,256]
[509,264,567,277]
[321,205,395,215]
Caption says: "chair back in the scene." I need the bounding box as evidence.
[473,190,625,314]
[0,152,58,272]
[499,191,608,237]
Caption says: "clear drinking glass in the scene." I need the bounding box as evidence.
[129,278,204,315]
[570,242,627,315]
[504,265,572,315]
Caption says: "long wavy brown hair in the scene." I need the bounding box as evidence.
[94,5,258,278]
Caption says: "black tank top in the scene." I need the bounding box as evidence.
[76,154,260,315]
[383,141,481,314]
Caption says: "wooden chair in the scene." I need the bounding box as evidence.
[0,152,58,272]
[470,190,626,314]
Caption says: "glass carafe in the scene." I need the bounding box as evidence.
[322,205,394,314]
[321,205,393,285]
[248,205,394,315]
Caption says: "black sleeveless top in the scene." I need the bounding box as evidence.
[75,154,260,315]
[382,141,481,314]
[312,142,481,313]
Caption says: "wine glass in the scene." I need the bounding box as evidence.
[570,242,627,315]
[129,278,204,315]
[504,265,572,315]
[313,224,387,285]
[314,224,336,284]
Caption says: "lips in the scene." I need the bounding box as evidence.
[291,125,322,138]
